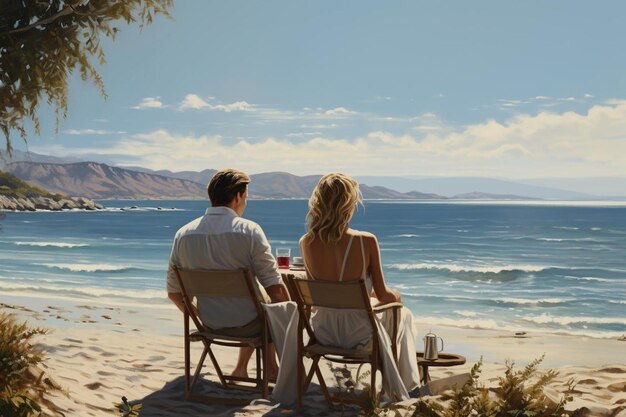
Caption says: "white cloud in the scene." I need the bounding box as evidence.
[132,97,164,109]
[178,94,254,112]
[34,101,626,178]
[584,93,593,98]
[606,99,626,105]
[324,107,356,116]
[412,125,442,132]
[179,94,210,110]
[212,101,254,112]
[533,96,551,100]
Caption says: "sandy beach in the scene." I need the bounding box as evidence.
[2,293,625,417]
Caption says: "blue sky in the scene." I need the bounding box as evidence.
[17,1,626,177]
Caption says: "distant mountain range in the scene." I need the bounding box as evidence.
[6,161,452,200]
[4,150,623,200]
[8,161,206,199]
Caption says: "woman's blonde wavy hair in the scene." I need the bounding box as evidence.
[304,173,363,244]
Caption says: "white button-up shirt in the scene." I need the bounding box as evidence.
[166,206,283,329]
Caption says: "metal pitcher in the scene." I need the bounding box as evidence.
[423,332,444,360]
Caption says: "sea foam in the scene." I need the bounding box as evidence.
[522,314,626,326]
[16,241,89,248]
[40,263,132,272]
[389,262,547,274]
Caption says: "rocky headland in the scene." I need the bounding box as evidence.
[0,195,103,211]
[0,170,103,211]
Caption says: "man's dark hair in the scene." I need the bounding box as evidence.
[207,169,251,206]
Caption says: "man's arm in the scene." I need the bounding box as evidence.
[250,225,291,302]
[168,291,186,313]
[266,283,290,303]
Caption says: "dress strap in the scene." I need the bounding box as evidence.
[302,255,316,280]
[359,235,367,280]
[339,235,354,281]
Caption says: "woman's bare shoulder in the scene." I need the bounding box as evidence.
[299,234,308,245]
[351,229,378,242]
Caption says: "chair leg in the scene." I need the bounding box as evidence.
[255,345,261,387]
[185,331,191,397]
[302,356,319,394]
[314,362,334,410]
[370,343,379,407]
[191,345,209,391]
[370,361,377,407]
[262,343,269,399]
[296,352,304,408]
[206,342,228,386]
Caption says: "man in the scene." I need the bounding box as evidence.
[166,168,290,380]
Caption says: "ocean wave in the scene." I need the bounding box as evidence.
[16,241,89,248]
[414,316,502,331]
[391,234,421,238]
[389,262,547,274]
[536,237,604,243]
[413,316,624,339]
[522,314,626,326]
[0,282,166,300]
[454,310,478,317]
[553,226,579,230]
[563,275,614,283]
[494,297,574,305]
[400,292,574,306]
[39,263,134,272]
[608,300,626,305]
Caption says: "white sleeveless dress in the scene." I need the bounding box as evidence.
[306,234,421,399]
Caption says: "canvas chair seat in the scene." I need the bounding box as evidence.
[173,266,272,405]
[304,342,372,359]
[189,330,262,344]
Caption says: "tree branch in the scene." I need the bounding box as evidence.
[2,6,75,36]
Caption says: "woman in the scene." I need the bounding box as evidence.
[299,173,420,399]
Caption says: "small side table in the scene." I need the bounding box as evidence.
[416,352,466,384]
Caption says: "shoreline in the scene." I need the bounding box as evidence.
[0,289,626,356]
[2,294,626,416]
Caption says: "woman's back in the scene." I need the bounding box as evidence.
[300,229,369,283]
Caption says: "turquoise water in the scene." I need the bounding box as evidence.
[1,200,625,338]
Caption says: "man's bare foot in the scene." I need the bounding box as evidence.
[230,368,248,379]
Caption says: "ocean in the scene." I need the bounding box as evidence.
[1,200,625,339]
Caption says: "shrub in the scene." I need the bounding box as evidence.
[0,311,63,416]
[412,356,572,417]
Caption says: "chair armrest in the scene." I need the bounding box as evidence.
[372,302,404,313]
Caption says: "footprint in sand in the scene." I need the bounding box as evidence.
[608,381,626,393]
[84,382,106,390]
[578,378,598,385]
[64,338,83,344]
[101,315,112,320]
[599,367,626,374]
[71,352,94,360]
[97,371,115,377]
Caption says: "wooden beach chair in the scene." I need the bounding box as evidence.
[173,266,271,405]
[286,276,402,410]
